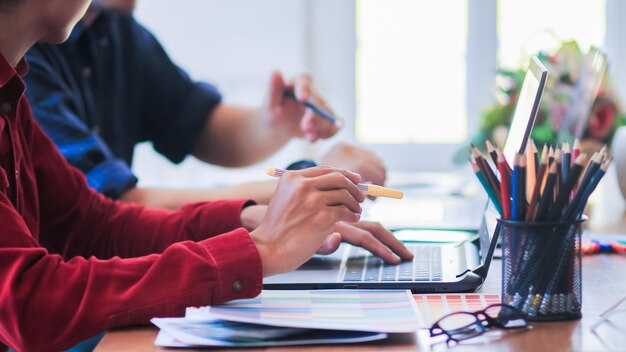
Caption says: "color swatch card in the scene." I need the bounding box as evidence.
[413,293,501,327]
[186,290,421,333]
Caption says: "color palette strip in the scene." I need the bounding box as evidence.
[187,290,422,333]
[413,293,501,327]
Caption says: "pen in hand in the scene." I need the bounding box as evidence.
[266,168,403,199]
[283,89,340,127]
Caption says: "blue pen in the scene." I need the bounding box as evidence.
[283,89,339,126]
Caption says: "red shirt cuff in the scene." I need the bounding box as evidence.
[199,227,262,302]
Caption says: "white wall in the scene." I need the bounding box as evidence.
[133,0,330,188]
[132,1,626,186]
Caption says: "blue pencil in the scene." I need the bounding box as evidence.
[283,89,338,125]
[511,154,526,221]
[564,158,610,220]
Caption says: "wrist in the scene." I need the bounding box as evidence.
[240,205,267,231]
[250,230,278,277]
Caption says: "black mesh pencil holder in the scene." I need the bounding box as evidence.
[498,218,584,321]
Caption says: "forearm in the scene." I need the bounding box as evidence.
[0,228,261,352]
[119,181,277,209]
[191,105,296,167]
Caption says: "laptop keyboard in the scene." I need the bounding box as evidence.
[343,246,442,282]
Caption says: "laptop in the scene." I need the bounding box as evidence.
[264,56,548,293]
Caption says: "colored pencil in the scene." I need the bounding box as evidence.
[548,146,555,166]
[554,148,562,199]
[471,160,503,216]
[563,158,610,220]
[486,140,498,165]
[535,163,558,221]
[562,152,603,219]
[561,142,571,185]
[547,153,587,221]
[265,168,404,199]
[512,154,526,221]
[579,152,603,193]
[525,148,549,221]
[471,146,501,200]
[572,139,581,166]
[532,141,540,177]
[571,140,581,198]
[526,143,537,202]
[497,150,512,220]
[469,141,609,223]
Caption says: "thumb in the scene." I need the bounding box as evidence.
[268,71,286,108]
[316,232,342,255]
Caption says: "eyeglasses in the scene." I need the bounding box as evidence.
[591,295,626,331]
[429,304,529,345]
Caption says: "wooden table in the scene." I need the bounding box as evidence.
[98,171,626,351]
[96,246,626,351]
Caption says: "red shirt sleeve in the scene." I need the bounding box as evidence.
[0,200,262,351]
[0,89,263,351]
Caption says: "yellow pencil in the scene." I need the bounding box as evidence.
[266,168,404,199]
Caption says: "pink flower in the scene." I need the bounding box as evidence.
[587,98,616,140]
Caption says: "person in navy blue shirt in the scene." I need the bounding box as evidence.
[25,0,387,209]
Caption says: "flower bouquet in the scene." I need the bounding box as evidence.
[469,40,626,157]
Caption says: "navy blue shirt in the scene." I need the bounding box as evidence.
[25,12,222,199]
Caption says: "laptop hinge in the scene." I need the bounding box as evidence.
[472,264,486,278]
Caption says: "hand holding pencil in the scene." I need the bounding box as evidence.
[254,166,411,275]
[252,166,365,276]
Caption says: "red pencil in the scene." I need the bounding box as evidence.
[572,139,581,167]
[497,150,511,220]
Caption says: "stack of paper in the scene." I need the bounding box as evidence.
[152,290,421,347]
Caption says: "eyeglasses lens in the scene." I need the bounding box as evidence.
[484,305,528,329]
[435,312,485,340]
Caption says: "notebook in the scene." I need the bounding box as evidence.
[264,56,547,293]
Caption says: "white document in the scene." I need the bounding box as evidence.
[152,318,387,347]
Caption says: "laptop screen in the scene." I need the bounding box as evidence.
[502,56,548,168]
[479,56,548,273]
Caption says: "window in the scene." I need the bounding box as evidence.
[498,0,606,68]
[133,1,620,187]
[350,0,610,170]
[356,1,468,145]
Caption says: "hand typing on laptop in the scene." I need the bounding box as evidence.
[241,167,412,277]
[317,221,413,264]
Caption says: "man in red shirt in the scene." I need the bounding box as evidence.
[0,0,409,350]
